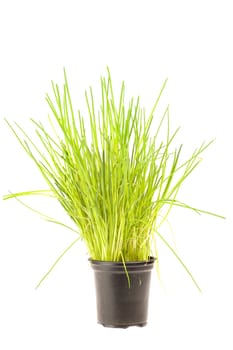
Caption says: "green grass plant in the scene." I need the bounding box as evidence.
[4,68,224,289]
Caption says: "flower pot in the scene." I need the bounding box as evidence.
[90,257,155,328]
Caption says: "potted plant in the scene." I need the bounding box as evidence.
[3,68,224,328]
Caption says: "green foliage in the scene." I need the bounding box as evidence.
[4,68,224,289]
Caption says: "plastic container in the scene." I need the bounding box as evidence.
[90,257,155,328]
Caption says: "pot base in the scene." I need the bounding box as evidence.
[100,321,147,328]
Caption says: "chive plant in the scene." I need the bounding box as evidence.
[4,68,223,289]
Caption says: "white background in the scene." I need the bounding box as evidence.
[0,0,232,349]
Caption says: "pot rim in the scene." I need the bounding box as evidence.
[89,256,155,265]
[89,256,155,272]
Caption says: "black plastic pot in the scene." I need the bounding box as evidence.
[90,257,155,328]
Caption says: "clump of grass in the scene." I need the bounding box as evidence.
[4,68,224,289]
